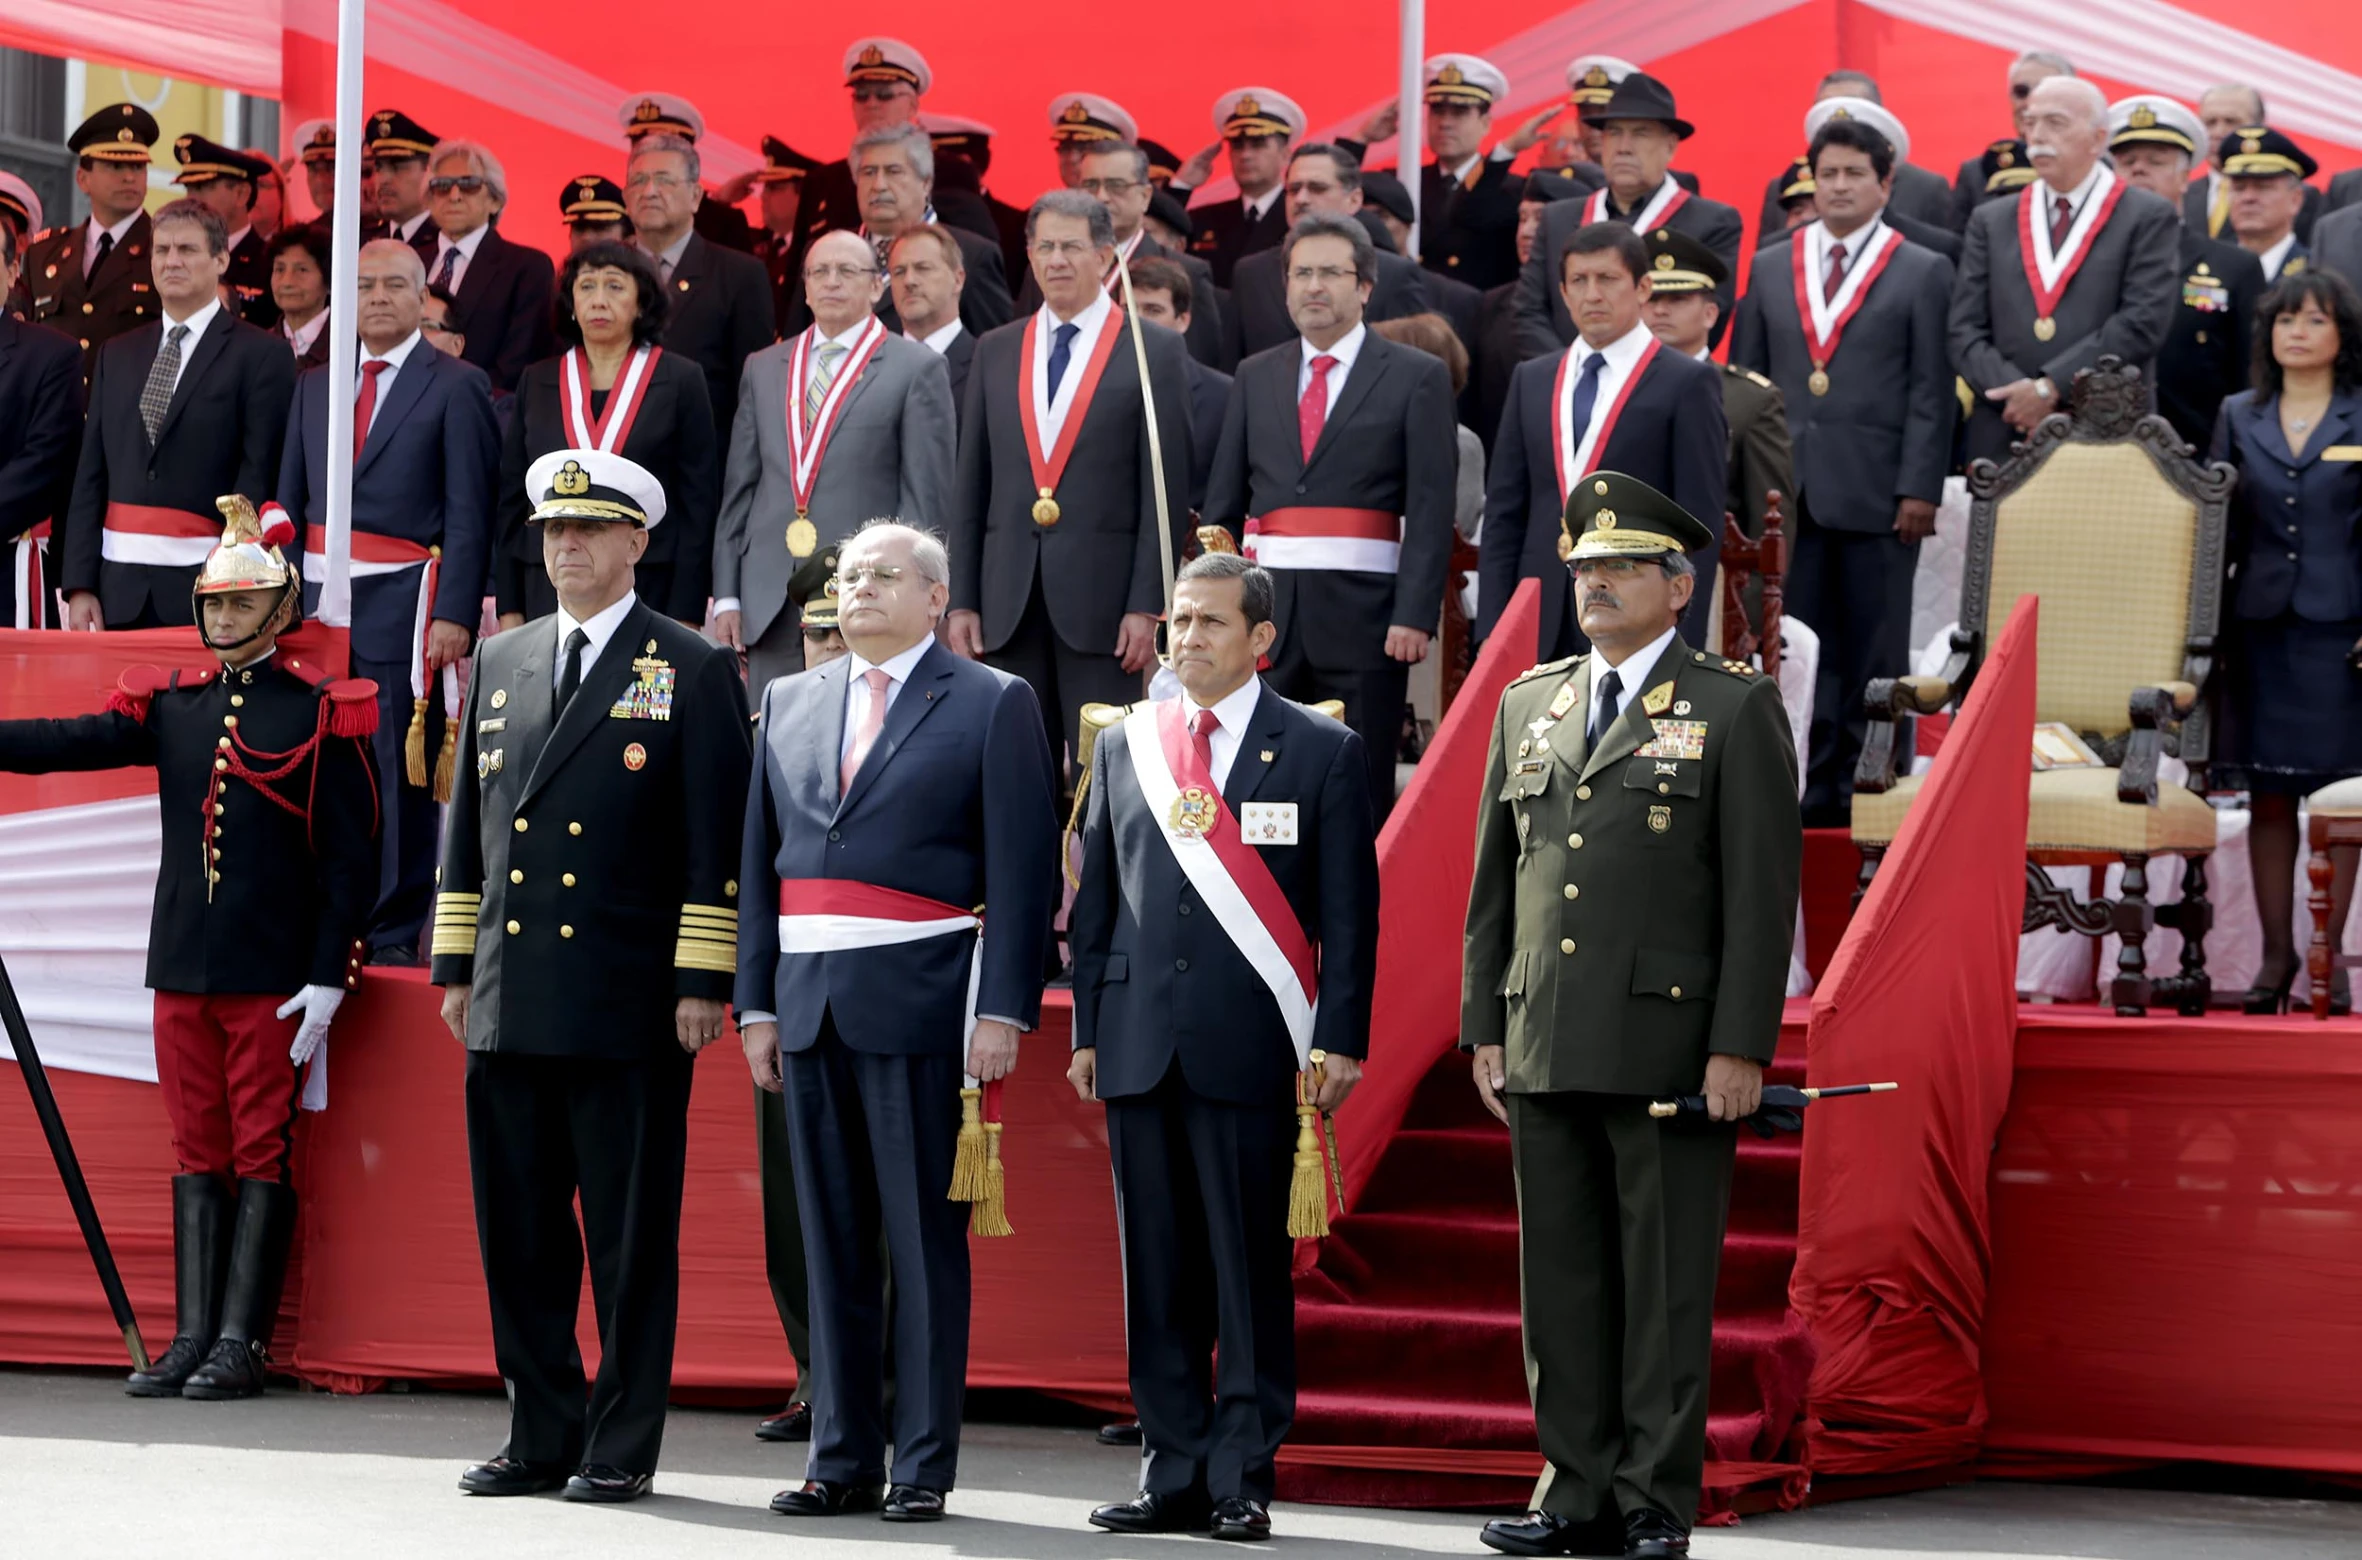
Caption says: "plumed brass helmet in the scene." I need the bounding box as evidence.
[195,494,298,598]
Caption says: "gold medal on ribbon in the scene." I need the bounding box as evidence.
[1168,785,1219,840]
[1032,486,1061,527]
[1808,368,1830,397]
[2033,315,2057,341]
[786,511,818,559]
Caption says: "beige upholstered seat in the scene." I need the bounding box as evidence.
[1853,767,2219,854]
[2311,777,2362,816]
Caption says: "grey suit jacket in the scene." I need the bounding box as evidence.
[2313,204,2362,288]
[1950,180,2181,461]
[714,330,957,643]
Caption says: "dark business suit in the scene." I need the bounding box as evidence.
[223,227,278,329]
[1184,357,1232,513]
[2313,203,2362,291]
[2328,169,2362,214]
[1734,229,1956,818]
[0,315,85,627]
[1474,280,1522,450]
[2153,232,2266,454]
[279,341,500,954]
[1188,193,1289,290]
[935,326,975,426]
[1419,156,1526,292]
[22,212,155,380]
[1950,179,2181,463]
[1203,333,1458,815]
[736,641,1059,1492]
[1016,235,1230,371]
[1757,159,1956,240]
[495,350,719,622]
[654,232,777,444]
[793,225,1014,341]
[1224,246,1435,361]
[952,311,1194,759]
[434,603,748,1477]
[1516,185,1745,358]
[2183,174,2324,245]
[432,227,555,394]
[1481,341,1728,658]
[60,308,295,628]
[1070,689,1378,1509]
[1767,207,1959,263]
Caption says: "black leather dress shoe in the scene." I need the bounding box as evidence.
[563,1465,653,1503]
[1096,1418,1144,1446]
[755,1402,812,1442]
[1623,1508,1690,1559]
[882,1484,947,1522]
[458,1456,571,1497]
[1089,1490,1212,1533]
[769,1479,885,1516]
[1210,1496,1271,1542]
[1480,1509,1624,1556]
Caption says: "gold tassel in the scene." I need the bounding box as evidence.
[431,719,458,804]
[1060,769,1091,889]
[403,696,429,787]
[947,1086,988,1203]
[972,1121,1013,1237]
[1287,1075,1330,1239]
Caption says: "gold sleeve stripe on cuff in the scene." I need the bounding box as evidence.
[675,940,739,973]
[430,928,479,956]
[680,905,739,923]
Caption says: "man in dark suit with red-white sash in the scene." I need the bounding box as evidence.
[1069,551,1379,1545]
[1950,75,2180,463]
[1483,222,1725,661]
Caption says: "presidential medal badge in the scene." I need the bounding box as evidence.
[1168,785,1220,840]
[786,511,818,559]
[1033,486,1062,527]
[623,742,648,771]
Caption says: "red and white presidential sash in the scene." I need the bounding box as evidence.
[777,878,985,1059]
[1552,336,1661,503]
[1791,221,1903,394]
[1120,700,1319,1067]
[297,524,449,719]
[1019,307,1126,523]
[785,318,889,539]
[1584,178,1689,232]
[1242,507,1401,574]
[561,344,662,452]
[100,502,219,568]
[11,521,49,629]
[2017,167,2126,338]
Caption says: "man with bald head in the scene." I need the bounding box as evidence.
[1950,74,2180,462]
[1952,51,2077,230]
[2191,83,2326,242]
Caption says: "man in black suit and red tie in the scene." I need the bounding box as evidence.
[1203,213,1457,820]
[1514,73,1744,358]
[949,189,1193,767]
[1950,75,2181,464]
[422,138,556,394]
[1069,551,1379,1544]
[59,199,295,631]
[1483,221,1724,661]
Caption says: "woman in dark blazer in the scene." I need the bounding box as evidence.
[495,240,718,625]
[266,224,333,369]
[2209,269,2362,1013]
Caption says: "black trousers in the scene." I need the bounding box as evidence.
[1785,498,1920,826]
[1105,1061,1298,1506]
[1508,1090,1735,1526]
[1263,624,1407,824]
[783,1012,969,1489]
[988,577,1141,774]
[753,1080,812,1406]
[463,1047,694,1475]
[353,652,442,956]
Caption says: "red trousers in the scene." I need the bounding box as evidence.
[151,992,305,1182]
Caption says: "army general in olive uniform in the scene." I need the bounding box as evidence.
[1462,473,1800,1560]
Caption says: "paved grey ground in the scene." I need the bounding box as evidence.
[2,1370,2357,1558]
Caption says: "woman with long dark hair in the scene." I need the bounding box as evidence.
[2209,269,2362,1012]
[494,240,718,624]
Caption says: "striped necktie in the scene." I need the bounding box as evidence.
[140,323,190,445]
[804,341,846,423]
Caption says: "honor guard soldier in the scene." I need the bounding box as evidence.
[435,449,750,1504]
[172,134,280,328]
[0,496,381,1401]
[25,103,163,378]
[1463,474,1800,1560]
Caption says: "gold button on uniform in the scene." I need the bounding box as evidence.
[1563,884,1579,900]
[230,694,244,708]
[505,920,521,934]
[1568,833,1584,849]
[214,759,228,772]
[1559,938,1577,954]
[514,818,529,833]
[1576,785,1592,800]
[560,925,575,938]
[223,715,238,729]
[217,736,232,750]
[569,822,582,836]
[562,873,576,887]
[1658,781,1670,795]
[724,879,738,896]
[1670,985,1684,998]
[510,869,524,883]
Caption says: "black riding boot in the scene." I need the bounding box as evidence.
[181,1179,295,1401]
[126,1174,232,1397]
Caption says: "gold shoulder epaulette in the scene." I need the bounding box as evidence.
[1714,657,1759,679]
[1743,368,1775,389]
[1511,656,1576,685]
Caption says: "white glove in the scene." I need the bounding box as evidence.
[277,985,347,1066]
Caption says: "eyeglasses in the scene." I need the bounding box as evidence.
[428,176,486,195]
[1029,238,1099,260]
[1287,264,1358,285]
[1078,178,1138,197]
[624,172,688,191]
[836,564,906,587]
[421,318,458,337]
[1572,557,1649,578]
[804,263,878,283]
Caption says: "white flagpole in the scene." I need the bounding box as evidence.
[1399,0,1424,260]
[318,0,367,629]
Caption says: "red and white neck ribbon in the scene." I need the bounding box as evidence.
[11,521,49,629]
[1102,230,1147,292]
[1024,305,1125,468]
[786,318,888,519]
[561,344,662,452]
[1585,177,1690,232]
[2018,166,2125,321]
[1552,336,1661,503]
[777,878,987,1079]
[1121,700,1318,1067]
[1795,220,1903,370]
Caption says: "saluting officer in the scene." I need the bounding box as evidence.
[434,448,751,1505]
[23,103,163,378]
[1463,473,1800,1560]
[0,496,380,1402]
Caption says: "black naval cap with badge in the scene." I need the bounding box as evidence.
[527,448,669,530]
[559,174,629,228]
[1979,138,2038,199]
[365,108,438,163]
[69,102,161,164]
[1559,471,1717,567]
[172,133,272,190]
[2219,124,2319,183]
[1642,226,1727,295]
[789,549,844,635]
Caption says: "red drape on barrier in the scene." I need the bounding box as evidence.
[1790,602,2037,1477]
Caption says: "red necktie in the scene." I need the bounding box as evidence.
[1190,707,1219,778]
[1299,354,1337,461]
[1823,241,1848,305]
[2049,195,2074,253]
[841,667,891,792]
[354,359,390,462]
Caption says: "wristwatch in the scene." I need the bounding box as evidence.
[2035,377,2058,401]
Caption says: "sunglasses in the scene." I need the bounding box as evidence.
[428,175,486,195]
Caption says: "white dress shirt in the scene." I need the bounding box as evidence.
[807,317,874,399]
[84,210,140,277]
[1242,187,1281,225]
[2036,161,2108,234]
[914,318,965,356]
[553,590,639,684]
[2258,231,2300,282]
[1296,321,1367,417]
[1560,317,1657,468]
[392,210,434,246]
[226,224,253,256]
[283,308,331,359]
[1805,214,1887,301]
[1031,287,1115,456]
[1588,623,1677,734]
[1182,675,1262,790]
[431,223,491,292]
[357,328,424,436]
[155,297,226,400]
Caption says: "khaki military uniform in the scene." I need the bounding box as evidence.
[1721,363,1791,539]
[1462,632,1800,1527]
